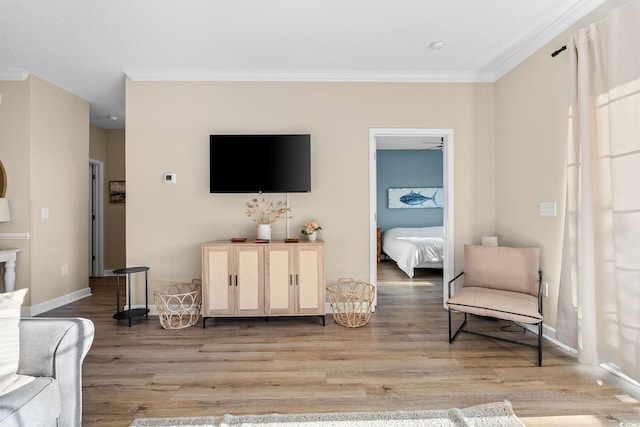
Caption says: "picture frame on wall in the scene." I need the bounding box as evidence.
[388,187,443,209]
[109,181,125,203]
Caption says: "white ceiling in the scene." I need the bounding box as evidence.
[0,0,605,129]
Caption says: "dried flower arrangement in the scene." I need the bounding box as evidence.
[301,221,322,236]
[245,197,292,224]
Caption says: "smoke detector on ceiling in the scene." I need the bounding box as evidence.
[430,39,446,50]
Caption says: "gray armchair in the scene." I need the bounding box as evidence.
[0,317,94,427]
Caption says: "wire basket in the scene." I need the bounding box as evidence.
[326,278,375,328]
[153,279,202,329]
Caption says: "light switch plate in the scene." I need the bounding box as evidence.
[539,202,557,217]
[163,173,177,184]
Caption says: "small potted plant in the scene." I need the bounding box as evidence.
[301,221,322,241]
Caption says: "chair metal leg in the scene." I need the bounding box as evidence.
[448,308,543,366]
[448,307,452,342]
[538,321,543,366]
[448,310,467,343]
[454,321,543,366]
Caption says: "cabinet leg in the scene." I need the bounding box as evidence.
[202,317,214,328]
[127,273,132,327]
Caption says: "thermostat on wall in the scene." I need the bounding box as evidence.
[163,173,177,184]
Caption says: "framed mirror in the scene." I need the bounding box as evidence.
[0,161,6,197]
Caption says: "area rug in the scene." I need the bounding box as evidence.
[129,401,525,427]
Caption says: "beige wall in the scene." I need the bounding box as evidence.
[90,124,106,162]
[0,80,31,299]
[495,47,570,329]
[105,129,126,269]
[2,2,631,320]
[29,75,90,305]
[494,0,630,329]
[89,125,127,271]
[0,76,89,307]
[126,80,496,301]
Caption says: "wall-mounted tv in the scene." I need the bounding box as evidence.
[210,134,311,193]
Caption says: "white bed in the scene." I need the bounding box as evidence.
[381,226,444,278]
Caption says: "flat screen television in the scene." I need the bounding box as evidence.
[210,134,311,193]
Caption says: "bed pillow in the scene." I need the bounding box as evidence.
[0,288,34,396]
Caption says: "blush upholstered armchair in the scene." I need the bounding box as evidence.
[446,245,543,366]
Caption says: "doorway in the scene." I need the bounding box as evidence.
[89,160,105,277]
[369,128,454,307]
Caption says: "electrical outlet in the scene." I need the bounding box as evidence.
[542,281,549,297]
[61,265,69,276]
[539,202,557,217]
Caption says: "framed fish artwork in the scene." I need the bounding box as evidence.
[388,187,443,209]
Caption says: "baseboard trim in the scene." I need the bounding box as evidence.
[521,322,578,354]
[600,363,640,389]
[25,287,93,316]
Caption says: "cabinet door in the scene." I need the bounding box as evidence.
[296,245,325,315]
[234,245,264,315]
[202,245,234,315]
[265,246,295,315]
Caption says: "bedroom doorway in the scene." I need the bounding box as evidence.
[368,128,454,308]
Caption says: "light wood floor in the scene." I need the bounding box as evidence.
[377,260,443,286]
[40,272,640,427]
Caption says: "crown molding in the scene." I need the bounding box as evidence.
[125,69,495,83]
[492,0,607,80]
[0,70,29,81]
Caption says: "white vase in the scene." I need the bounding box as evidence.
[307,231,317,241]
[257,224,271,240]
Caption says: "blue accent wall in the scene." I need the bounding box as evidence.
[376,149,443,232]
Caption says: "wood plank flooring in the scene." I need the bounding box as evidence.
[376,260,443,286]
[39,269,640,426]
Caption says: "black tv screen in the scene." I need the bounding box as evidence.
[210,134,311,193]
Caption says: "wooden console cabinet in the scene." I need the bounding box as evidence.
[202,241,325,326]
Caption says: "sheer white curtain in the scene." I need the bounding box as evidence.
[557,0,640,382]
